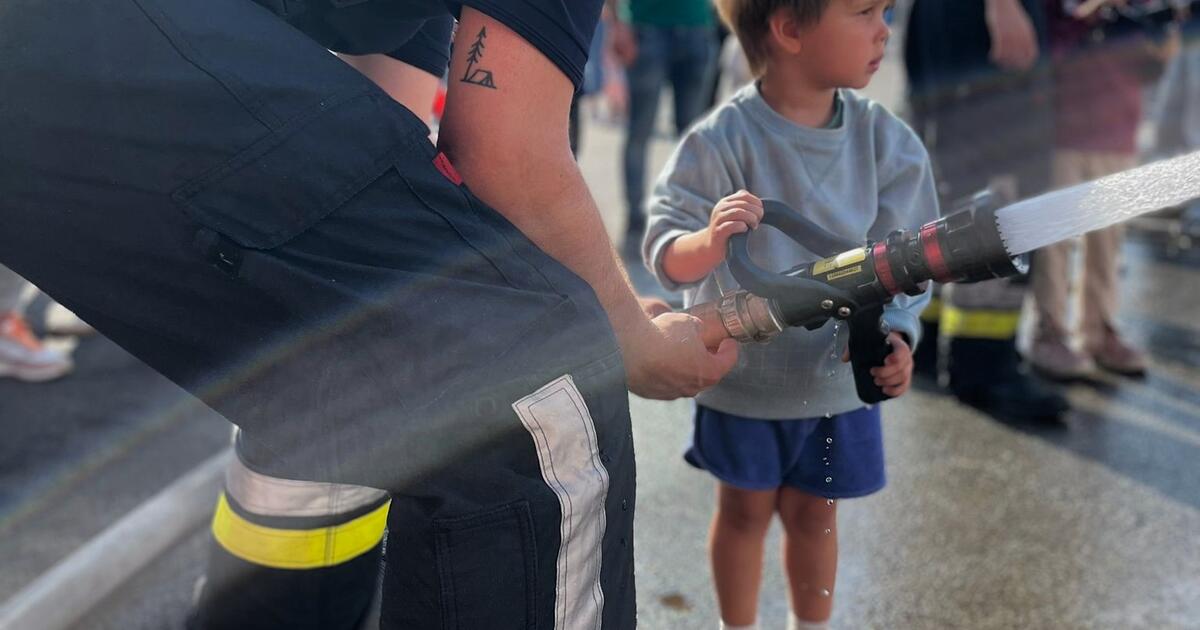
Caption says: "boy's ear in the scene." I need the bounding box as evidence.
[768,8,805,55]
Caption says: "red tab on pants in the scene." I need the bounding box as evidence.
[433,152,463,186]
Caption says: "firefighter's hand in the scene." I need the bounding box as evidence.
[870,332,913,397]
[637,296,673,318]
[985,0,1039,71]
[705,190,764,259]
[625,313,739,399]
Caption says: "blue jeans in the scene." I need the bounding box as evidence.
[622,24,717,233]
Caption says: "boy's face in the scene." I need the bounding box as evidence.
[791,0,892,90]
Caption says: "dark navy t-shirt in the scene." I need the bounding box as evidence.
[266,0,603,89]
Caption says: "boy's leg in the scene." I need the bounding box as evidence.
[777,488,837,625]
[709,483,777,627]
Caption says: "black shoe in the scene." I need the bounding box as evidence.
[945,336,1069,423]
[951,374,1069,423]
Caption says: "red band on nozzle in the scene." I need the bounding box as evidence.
[920,223,953,282]
[872,241,899,295]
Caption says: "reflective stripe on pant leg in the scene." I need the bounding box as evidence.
[211,493,390,569]
[190,455,390,630]
[512,374,609,630]
[920,294,942,324]
[941,278,1025,340]
[940,305,1022,340]
[214,453,390,568]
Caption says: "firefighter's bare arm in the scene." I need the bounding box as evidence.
[437,7,738,399]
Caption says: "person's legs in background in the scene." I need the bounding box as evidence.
[621,26,667,245]
[668,25,718,136]
[1031,234,1087,379]
[1032,151,1146,379]
[0,265,73,382]
[1080,154,1145,376]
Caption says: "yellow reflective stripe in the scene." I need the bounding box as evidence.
[940,305,1020,340]
[211,493,390,569]
[920,296,943,323]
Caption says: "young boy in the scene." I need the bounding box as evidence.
[642,1,936,628]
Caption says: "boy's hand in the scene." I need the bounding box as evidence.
[870,332,914,397]
[705,190,764,259]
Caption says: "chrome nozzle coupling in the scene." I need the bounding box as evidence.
[717,291,786,344]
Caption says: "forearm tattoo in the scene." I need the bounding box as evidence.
[461,27,498,89]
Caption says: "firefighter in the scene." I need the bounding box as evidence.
[0,1,738,628]
[904,0,1069,421]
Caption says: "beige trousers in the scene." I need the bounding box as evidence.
[1031,150,1137,348]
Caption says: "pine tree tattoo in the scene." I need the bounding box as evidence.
[461,27,497,89]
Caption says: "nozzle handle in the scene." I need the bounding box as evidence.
[847,305,894,404]
[727,199,858,311]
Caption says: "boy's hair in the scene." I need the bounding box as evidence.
[714,0,831,77]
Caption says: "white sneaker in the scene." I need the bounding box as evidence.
[0,311,74,382]
[44,302,95,336]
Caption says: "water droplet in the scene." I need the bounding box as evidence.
[820,589,831,597]
[825,476,833,483]
[825,437,833,444]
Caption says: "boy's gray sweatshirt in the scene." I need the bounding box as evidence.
[643,84,939,419]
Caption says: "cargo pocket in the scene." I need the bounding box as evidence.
[173,93,416,252]
[398,151,556,296]
[433,501,538,630]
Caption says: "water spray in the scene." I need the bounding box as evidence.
[685,151,1200,403]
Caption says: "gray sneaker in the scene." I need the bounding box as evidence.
[1031,336,1095,381]
[0,311,73,382]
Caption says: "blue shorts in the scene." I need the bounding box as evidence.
[684,405,886,498]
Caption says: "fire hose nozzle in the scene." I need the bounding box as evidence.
[685,191,1027,346]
